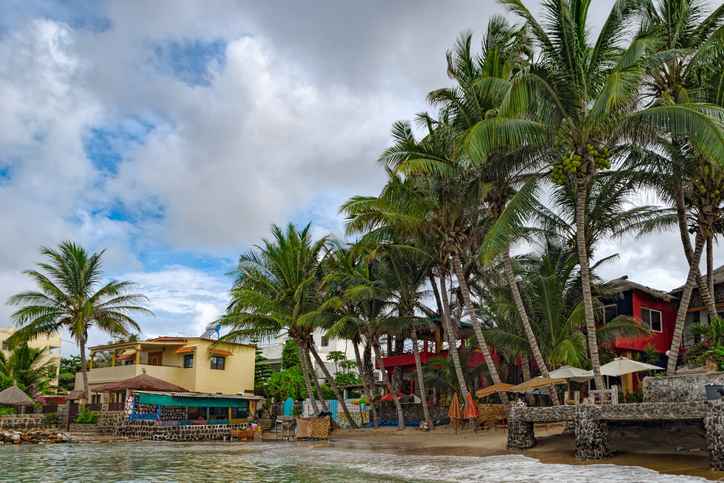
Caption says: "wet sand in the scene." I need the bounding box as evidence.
[330,424,719,481]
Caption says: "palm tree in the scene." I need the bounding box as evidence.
[470,0,723,386]
[0,343,56,395]
[221,224,357,427]
[7,241,150,401]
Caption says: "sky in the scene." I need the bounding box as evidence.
[0,1,721,355]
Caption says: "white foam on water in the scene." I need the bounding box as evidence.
[249,445,709,482]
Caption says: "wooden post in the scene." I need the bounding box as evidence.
[135,344,141,365]
[89,351,95,369]
[111,351,116,367]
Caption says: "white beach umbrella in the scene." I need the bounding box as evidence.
[548,365,594,381]
[598,357,663,377]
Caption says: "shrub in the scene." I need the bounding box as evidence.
[43,413,60,426]
[74,408,98,424]
[0,407,15,416]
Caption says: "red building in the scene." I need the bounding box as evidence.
[603,276,677,356]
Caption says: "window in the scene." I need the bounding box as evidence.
[183,354,194,368]
[210,355,226,370]
[321,335,329,347]
[641,308,663,333]
[1,340,9,351]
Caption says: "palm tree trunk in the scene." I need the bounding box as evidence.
[451,254,507,403]
[79,337,90,402]
[502,251,559,405]
[675,188,717,317]
[667,232,707,375]
[305,347,329,412]
[298,340,320,414]
[411,328,433,429]
[520,355,535,405]
[308,343,358,429]
[438,272,471,400]
[353,338,378,427]
[574,178,604,390]
[707,235,715,306]
[373,338,404,429]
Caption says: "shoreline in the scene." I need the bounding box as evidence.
[327,425,717,481]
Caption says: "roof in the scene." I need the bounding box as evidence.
[0,385,34,406]
[604,276,675,302]
[476,383,515,399]
[90,374,188,393]
[671,264,724,293]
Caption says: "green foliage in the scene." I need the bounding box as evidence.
[0,342,56,394]
[335,371,360,387]
[254,348,273,396]
[319,384,336,400]
[264,367,306,401]
[281,340,301,370]
[42,413,60,426]
[624,391,644,404]
[58,356,82,393]
[0,407,15,416]
[74,408,98,424]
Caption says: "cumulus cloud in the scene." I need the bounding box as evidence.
[0,1,721,356]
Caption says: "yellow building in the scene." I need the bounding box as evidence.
[74,337,256,397]
[0,327,62,389]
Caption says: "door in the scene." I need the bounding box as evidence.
[148,352,162,366]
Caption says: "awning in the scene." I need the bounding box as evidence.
[136,392,248,408]
[176,346,196,354]
[209,348,232,357]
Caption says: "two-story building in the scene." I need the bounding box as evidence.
[670,264,724,347]
[74,336,256,405]
[0,327,62,390]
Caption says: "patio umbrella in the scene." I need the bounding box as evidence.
[548,365,593,382]
[509,377,567,393]
[475,383,514,399]
[599,357,663,377]
[448,392,462,420]
[463,392,479,420]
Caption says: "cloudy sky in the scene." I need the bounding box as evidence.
[0,1,720,354]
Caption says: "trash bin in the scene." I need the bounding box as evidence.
[705,384,724,400]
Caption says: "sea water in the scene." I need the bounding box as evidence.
[0,442,707,482]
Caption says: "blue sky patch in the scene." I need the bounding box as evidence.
[152,38,226,87]
[84,118,155,175]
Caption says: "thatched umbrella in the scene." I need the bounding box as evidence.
[90,374,188,393]
[0,385,34,414]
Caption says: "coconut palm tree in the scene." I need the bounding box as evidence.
[7,241,150,401]
[221,224,357,427]
[0,343,56,395]
[470,0,723,387]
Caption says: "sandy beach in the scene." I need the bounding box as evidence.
[329,424,717,481]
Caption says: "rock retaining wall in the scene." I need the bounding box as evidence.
[0,415,54,430]
[575,406,609,459]
[705,402,724,470]
[116,420,248,441]
[643,373,724,402]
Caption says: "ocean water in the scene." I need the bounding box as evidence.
[0,442,708,482]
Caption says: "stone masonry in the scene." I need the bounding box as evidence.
[116,420,248,441]
[574,405,609,459]
[643,373,724,403]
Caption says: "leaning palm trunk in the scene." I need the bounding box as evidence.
[438,273,471,400]
[373,338,404,429]
[305,347,329,412]
[411,328,433,429]
[502,251,559,405]
[520,355,535,405]
[451,255,507,403]
[308,344,358,428]
[298,340,320,414]
[353,339,378,427]
[79,337,90,402]
[667,233,707,375]
[675,188,718,317]
[575,179,604,389]
[707,236,715,303]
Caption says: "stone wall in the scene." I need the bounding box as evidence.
[643,373,724,402]
[599,401,709,420]
[0,415,55,430]
[116,420,248,441]
[377,402,449,426]
[511,405,576,423]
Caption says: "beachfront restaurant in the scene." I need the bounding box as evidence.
[128,391,262,426]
